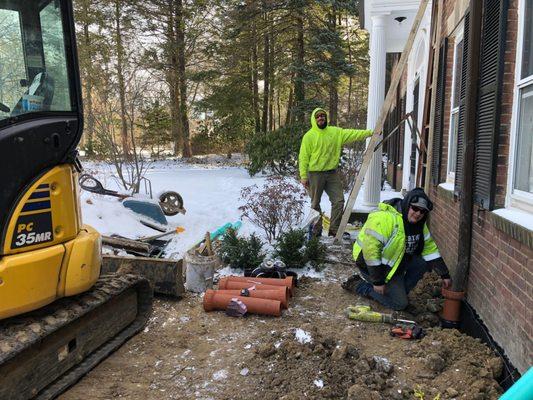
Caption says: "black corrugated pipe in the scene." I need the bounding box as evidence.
[453,0,483,292]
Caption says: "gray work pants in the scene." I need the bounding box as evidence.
[358,256,428,311]
[308,170,344,235]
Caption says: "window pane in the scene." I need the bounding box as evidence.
[0,0,72,124]
[0,9,27,122]
[514,85,533,193]
[522,0,533,80]
[448,111,459,175]
[40,0,72,111]
[452,39,464,109]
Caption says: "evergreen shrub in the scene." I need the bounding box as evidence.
[273,229,329,270]
[273,229,307,269]
[217,228,265,271]
[245,123,305,176]
[304,236,328,270]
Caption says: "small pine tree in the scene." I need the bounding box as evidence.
[217,229,265,271]
[304,237,328,270]
[273,229,307,269]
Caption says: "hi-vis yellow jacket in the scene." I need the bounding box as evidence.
[352,202,441,283]
[298,108,372,180]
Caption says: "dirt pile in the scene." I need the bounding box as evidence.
[225,322,503,400]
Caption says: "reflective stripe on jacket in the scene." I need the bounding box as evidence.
[298,108,372,179]
[352,202,441,283]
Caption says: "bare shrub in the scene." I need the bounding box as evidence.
[239,176,307,242]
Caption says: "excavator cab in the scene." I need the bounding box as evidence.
[0,0,101,320]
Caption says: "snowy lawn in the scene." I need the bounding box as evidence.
[80,159,400,261]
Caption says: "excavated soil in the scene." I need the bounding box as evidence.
[59,239,503,400]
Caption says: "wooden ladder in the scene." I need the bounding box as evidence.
[334,0,430,243]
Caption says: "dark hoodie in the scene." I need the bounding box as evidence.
[384,187,432,256]
[356,188,449,284]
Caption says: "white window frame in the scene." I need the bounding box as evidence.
[507,0,533,212]
[446,26,464,184]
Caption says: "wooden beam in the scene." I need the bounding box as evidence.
[335,0,430,242]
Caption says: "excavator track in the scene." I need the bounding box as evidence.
[0,274,152,400]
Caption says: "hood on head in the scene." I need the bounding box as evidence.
[401,187,433,224]
[310,107,328,130]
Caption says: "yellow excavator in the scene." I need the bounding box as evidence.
[0,0,152,398]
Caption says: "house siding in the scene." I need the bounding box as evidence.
[426,0,531,373]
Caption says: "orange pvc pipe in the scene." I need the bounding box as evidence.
[203,290,282,316]
[225,275,294,292]
[441,288,465,323]
[215,289,289,309]
[218,278,292,297]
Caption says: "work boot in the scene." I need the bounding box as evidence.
[355,281,373,297]
[342,274,363,292]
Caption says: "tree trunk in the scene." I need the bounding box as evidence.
[294,9,305,125]
[269,28,275,131]
[346,15,353,121]
[82,10,94,155]
[261,6,270,133]
[176,0,191,157]
[114,0,130,157]
[166,0,182,156]
[285,85,293,125]
[328,9,338,125]
[251,15,260,133]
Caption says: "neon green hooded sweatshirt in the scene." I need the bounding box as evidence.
[298,108,373,180]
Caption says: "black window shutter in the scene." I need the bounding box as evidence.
[473,0,509,210]
[455,11,470,197]
[431,38,448,185]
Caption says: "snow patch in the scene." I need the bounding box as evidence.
[213,369,228,381]
[492,208,533,231]
[294,328,312,344]
[313,379,324,388]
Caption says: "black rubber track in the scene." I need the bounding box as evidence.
[0,274,153,400]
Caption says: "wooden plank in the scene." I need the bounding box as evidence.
[102,236,151,254]
[334,0,430,242]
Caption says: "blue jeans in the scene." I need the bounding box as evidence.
[358,256,428,311]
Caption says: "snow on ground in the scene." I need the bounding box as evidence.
[80,159,400,260]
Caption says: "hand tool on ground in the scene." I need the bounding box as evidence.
[390,324,425,340]
[138,226,185,242]
[345,305,416,325]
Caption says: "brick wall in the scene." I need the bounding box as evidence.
[428,187,460,272]
[427,0,532,373]
[468,205,533,373]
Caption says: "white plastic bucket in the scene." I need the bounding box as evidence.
[184,250,219,293]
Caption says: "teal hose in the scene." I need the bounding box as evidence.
[499,367,533,400]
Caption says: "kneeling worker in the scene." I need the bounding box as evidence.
[343,188,451,310]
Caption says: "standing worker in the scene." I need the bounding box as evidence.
[299,108,372,236]
[342,188,452,310]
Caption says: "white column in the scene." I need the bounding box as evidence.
[364,14,387,207]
